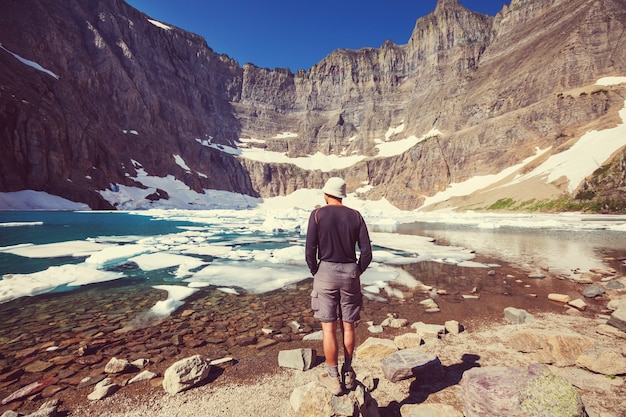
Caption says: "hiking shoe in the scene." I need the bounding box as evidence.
[318,372,343,395]
[341,365,357,391]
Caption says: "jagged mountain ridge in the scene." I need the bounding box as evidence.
[0,0,625,210]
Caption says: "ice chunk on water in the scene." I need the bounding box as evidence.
[0,264,122,303]
[150,285,198,316]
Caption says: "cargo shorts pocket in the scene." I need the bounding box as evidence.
[310,290,319,312]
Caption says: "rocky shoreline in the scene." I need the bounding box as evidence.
[1,257,625,416]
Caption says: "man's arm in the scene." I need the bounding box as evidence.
[357,217,372,273]
[305,211,320,275]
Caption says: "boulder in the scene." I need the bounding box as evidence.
[506,329,595,366]
[381,350,443,383]
[460,364,584,417]
[291,380,379,417]
[517,365,584,417]
[162,355,212,395]
[504,307,534,324]
[355,338,397,359]
[575,347,626,376]
[278,348,316,371]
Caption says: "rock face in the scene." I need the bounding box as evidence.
[1,0,626,210]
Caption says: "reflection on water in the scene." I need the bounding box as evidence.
[391,222,626,275]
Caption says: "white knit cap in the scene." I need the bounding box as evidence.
[322,177,347,199]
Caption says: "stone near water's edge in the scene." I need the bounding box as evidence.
[548,293,571,303]
[568,299,587,311]
[302,331,323,341]
[278,348,316,371]
[162,355,212,395]
[381,350,443,383]
[583,285,605,298]
[504,307,534,324]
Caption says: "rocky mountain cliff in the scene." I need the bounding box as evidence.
[1,0,625,211]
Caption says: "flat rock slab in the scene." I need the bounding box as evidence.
[381,350,442,383]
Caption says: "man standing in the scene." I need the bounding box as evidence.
[305,177,372,395]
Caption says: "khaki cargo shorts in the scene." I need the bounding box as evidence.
[311,261,362,323]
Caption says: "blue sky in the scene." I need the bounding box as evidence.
[126,0,507,71]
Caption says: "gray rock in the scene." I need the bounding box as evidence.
[162,355,212,395]
[504,307,535,324]
[606,280,625,289]
[381,350,443,383]
[303,330,323,341]
[460,364,584,417]
[1,411,19,417]
[582,285,605,298]
[278,348,316,371]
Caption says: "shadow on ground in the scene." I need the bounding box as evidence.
[378,353,480,417]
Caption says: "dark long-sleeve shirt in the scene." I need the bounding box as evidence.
[305,205,372,276]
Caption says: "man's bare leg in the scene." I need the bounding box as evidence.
[321,320,339,368]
